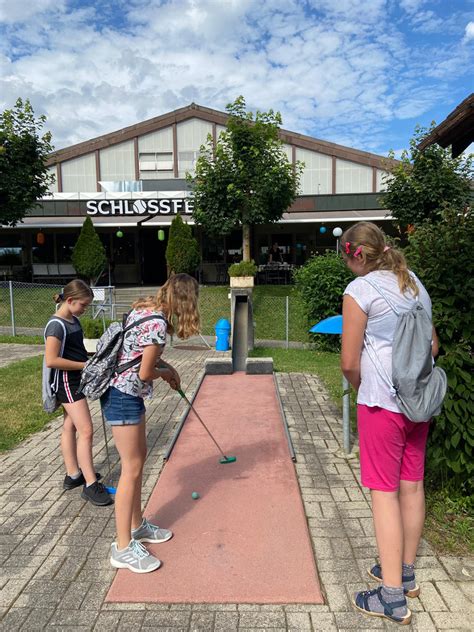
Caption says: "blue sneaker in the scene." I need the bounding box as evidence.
[368,563,420,598]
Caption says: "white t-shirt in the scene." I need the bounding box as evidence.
[343,270,432,413]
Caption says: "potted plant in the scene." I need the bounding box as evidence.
[81,318,108,354]
[227,260,257,288]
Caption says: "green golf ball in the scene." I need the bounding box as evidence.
[191,491,200,500]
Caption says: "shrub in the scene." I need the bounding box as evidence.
[81,317,112,339]
[72,217,107,283]
[228,260,257,277]
[293,251,353,349]
[405,206,474,491]
[165,215,200,275]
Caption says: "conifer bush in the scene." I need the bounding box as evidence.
[71,217,107,284]
[165,215,200,276]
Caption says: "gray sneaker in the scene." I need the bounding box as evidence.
[110,539,162,573]
[132,517,173,543]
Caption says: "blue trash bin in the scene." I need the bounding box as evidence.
[215,318,231,351]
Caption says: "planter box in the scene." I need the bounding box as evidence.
[229,276,254,288]
[83,338,99,354]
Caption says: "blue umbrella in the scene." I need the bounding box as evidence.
[309,315,343,335]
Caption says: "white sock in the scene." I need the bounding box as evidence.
[69,471,82,480]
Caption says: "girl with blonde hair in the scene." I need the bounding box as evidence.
[44,279,112,506]
[340,222,439,625]
[102,273,200,573]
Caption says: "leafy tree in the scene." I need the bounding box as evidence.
[0,98,54,227]
[71,217,107,284]
[382,124,472,229]
[165,215,200,275]
[405,207,473,490]
[189,96,303,261]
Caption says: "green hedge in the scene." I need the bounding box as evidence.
[405,207,474,491]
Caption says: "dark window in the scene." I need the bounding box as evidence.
[56,233,78,263]
[202,235,225,263]
[113,232,135,264]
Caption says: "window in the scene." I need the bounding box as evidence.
[138,152,173,172]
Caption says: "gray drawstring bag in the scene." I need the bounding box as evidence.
[362,277,447,422]
[42,318,67,413]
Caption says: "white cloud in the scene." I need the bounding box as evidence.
[0,0,472,155]
[464,21,474,42]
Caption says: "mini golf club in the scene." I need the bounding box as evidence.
[177,389,237,464]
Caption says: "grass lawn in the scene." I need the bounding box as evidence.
[251,346,473,557]
[0,354,59,451]
[0,334,44,344]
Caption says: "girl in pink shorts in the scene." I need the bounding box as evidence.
[340,222,439,625]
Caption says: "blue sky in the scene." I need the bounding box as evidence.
[0,0,472,156]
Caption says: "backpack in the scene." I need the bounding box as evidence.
[42,318,67,413]
[78,312,166,401]
[362,277,447,422]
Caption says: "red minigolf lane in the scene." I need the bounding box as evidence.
[106,373,323,603]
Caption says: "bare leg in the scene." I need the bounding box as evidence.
[371,489,403,587]
[131,416,147,531]
[61,409,79,475]
[62,399,95,485]
[112,421,147,550]
[399,480,425,565]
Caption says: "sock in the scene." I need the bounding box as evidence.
[366,585,407,618]
[402,562,417,590]
[86,480,96,487]
[69,471,82,480]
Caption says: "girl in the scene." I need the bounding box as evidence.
[44,279,112,507]
[102,273,200,573]
[340,222,439,625]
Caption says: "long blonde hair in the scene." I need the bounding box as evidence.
[53,279,94,304]
[132,273,200,339]
[341,222,419,297]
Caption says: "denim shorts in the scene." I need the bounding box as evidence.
[100,387,145,425]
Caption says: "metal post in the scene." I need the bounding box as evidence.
[9,281,16,336]
[285,295,289,349]
[342,375,351,453]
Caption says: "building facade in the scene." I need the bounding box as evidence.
[1,103,395,285]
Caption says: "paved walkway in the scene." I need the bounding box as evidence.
[0,344,43,368]
[0,347,472,631]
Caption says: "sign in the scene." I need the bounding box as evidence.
[86,198,193,216]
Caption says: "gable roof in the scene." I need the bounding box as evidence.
[46,102,394,170]
[418,93,474,158]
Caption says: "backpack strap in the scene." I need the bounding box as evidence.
[115,314,167,375]
[44,318,67,393]
[360,276,401,315]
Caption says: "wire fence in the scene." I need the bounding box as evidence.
[0,281,311,346]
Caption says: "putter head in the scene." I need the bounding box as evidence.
[220,456,237,464]
[105,486,116,494]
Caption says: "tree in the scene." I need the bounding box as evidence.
[189,96,303,261]
[165,215,200,275]
[382,124,472,229]
[0,98,54,227]
[72,217,107,284]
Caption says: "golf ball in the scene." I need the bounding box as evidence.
[191,491,200,499]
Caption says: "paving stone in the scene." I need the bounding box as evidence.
[418,581,449,612]
[436,581,473,612]
[116,610,146,629]
[308,612,337,631]
[18,607,55,630]
[214,611,239,630]
[324,584,352,611]
[142,610,191,627]
[0,607,30,631]
[334,611,385,628]
[285,611,311,629]
[430,612,472,629]
[92,611,122,630]
[189,611,215,630]
[410,611,437,631]
[238,612,286,627]
[48,609,98,627]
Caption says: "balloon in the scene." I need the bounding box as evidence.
[157,229,165,241]
[319,226,327,234]
[333,227,343,237]
[116,230,123,238]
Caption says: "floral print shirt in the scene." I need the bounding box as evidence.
[110,308,167,399]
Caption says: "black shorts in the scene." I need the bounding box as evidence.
[54,370,86,404]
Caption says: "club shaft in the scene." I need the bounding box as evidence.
[181,393,227,458]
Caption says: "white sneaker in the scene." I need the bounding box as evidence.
[110,539,161,573]
[132,517,173,543]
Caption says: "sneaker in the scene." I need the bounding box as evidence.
[132,518,173,544]
[63,471,102,490]
[81,481,113,506]
[353,586,411,625]
[110,539,162,573]
[368,563,420,598]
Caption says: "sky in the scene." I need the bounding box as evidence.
[0,0,473,157]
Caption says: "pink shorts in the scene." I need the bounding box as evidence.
[357,404,430,492]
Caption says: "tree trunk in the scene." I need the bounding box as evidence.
[242,224,251,262]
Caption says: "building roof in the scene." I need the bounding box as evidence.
[46,102,395,171]
[418,93,474,158]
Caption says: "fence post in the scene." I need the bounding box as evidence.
[9,281,16,336]
[285,296,289,349]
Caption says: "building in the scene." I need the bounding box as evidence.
[1,103,395,285]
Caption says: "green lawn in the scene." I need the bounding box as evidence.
[0,354,59,451]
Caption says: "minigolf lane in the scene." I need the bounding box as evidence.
[106,373,323,603]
